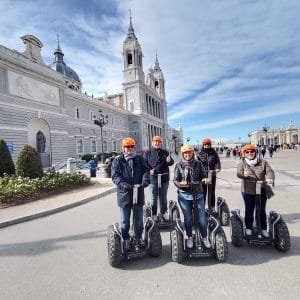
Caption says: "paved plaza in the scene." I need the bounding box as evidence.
[0,149,299,299]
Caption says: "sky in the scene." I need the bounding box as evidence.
[1,0,300,144]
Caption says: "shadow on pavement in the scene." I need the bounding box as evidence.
[116,244,170,271]
[0,230,107,257]
[280,213,300,224]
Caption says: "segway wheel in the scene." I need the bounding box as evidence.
[148,226,162,257]
[170,229,185,263]
[107,225,122,267]
[274,219,291,252]
[144,205,151,219]
[214,229,228,262]
[230,216,243,247]
[221,204,230,226]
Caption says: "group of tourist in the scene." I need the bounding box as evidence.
[110,135,275,250]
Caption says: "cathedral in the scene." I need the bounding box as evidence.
[0,18,182,167]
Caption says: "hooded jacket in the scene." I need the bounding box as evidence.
[111,154,150,208]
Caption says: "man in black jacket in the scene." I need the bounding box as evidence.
[197,138,221,210]
[111,137,150,250]
[143,135,174,221]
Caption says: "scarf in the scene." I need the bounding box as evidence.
[180,158,195,183]
[245,157,259,166]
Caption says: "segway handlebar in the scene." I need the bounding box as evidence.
[157,172,169,188]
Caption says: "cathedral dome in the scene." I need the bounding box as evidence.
[50,38,80,83]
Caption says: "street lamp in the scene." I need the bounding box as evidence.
[248,132,251,143]
[262,124,269,146]
[172,134,177,154]
[93,109,109,163]
[186,137,191,144]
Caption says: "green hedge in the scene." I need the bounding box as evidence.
[0,172,90,204]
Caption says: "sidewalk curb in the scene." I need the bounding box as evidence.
[0,187,116,229]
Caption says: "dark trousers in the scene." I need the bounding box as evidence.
[242,192,267,230]
[202,174,216,208]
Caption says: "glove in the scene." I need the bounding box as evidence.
[141,181,149,188]
[122,183,133,192]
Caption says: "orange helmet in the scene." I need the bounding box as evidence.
[202,138,212,145]
[121,137,136,147]
[241,144,256,155]
[181,144,194,154]
[152,135,162,142]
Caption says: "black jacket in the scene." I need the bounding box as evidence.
[111,154,150,208]
[143,148,174,183]
[173,160,207,195]
[197,148,221,171]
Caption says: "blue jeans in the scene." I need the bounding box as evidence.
[120,204,144,240]
[149,181,169,215]
[178,193,208,238]
[242,192,267,230]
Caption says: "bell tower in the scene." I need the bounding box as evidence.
[122,13,145,114]
[123,14,144,84]
[153,52,165,99]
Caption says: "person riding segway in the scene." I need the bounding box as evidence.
[230,144,290,251]
[198,138,230,226]
[107,137,162,267]
[170,145,228,263]
[143,135,175,226]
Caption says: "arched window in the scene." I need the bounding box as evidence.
[127,53,132,65]
[36,131,46,153]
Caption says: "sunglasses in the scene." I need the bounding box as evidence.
[203,144,211,146]
[124,146,134,149]
[245,150,255,154]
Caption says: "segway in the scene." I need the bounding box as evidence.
[144,173,181,228]
[207,171,230,226]
[170,179,228,263]
[107,184,163,267]
[230,181,290,252]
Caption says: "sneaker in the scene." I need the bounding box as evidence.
[187,237,193,248]
[203,237,211,248]
[137,238,146,247]
[245,229,253,236]
[262,230,270,238]
[163,212,169,221]
[123,239,131,251]
[152,215,158,222]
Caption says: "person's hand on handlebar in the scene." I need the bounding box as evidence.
[179,181,190,188]
[202,178,210,184]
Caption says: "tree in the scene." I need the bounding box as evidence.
[0,139,15,176]
[16,145,43,179]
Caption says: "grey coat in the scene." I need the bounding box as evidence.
[237,158,275,195]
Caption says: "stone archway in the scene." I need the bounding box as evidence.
[28,118,51,167]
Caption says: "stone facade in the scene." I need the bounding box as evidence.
[249,122,300,147]
[0,21,182,167]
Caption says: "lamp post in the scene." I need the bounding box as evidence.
[93,110,109,164]
[186,136,191,144]
[172,134,177,154]
[262,124,269,146]
[248,132,251,143]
